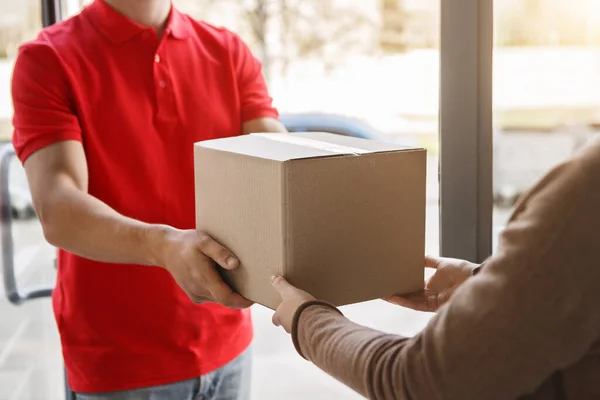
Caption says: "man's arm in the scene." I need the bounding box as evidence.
[24,140,165,265]
[293,147,600,399]
[24,139,249,307]
[12,43,170,266]
[228,31,287,135]
[242,117,286,134]
[11,43,251,308]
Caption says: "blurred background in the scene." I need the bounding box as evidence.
[1,0,600,399]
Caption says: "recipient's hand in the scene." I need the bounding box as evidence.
[385,256,478,312]
[271,276,315,333]
[156,229,253,309]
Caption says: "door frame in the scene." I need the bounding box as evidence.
[439,0,494,263]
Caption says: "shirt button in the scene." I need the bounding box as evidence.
[154,54,161,63]
[158,80,166,88]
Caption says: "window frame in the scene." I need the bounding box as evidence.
[42,0,62,27]
[439,0,494,263]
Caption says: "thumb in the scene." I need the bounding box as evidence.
[195,233,239,271]
[271,275,291,296]
[385,291,432,312]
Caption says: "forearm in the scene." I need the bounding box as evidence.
[242,117,287,134]
[294,304,410,400]
[40,185,169,265]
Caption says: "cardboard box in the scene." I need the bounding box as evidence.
[194,132,426,309]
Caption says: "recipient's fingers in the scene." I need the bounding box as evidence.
[196,233,239,270]
[272,311,281,327]
[385,292,432,312]
[271,275,293,296]
[424,255,442,269]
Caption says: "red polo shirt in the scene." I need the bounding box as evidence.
[11,0,278,393]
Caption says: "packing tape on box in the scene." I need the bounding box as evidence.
[253,133,370,156]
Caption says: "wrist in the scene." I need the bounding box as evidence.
[292,300,343,360]
[142,224,177,267]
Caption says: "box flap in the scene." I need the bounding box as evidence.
[195,132,420,161]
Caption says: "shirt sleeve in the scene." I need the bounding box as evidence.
[227,32,279,123]
[11,42,82,163]
[293,140,600,400]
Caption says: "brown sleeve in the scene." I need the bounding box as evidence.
[293,140,600,400]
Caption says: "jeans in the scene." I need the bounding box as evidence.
[75,347,252,400]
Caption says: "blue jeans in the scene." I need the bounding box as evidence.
[75,347,252,400]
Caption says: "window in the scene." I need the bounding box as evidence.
[492,0,600,248]
[0,0,43,140]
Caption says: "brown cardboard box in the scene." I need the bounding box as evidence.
[194,132,426,310]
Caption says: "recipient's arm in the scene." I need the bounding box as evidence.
[293,145,600,400]
[25,140,167,265]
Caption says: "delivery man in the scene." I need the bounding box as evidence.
[10,0,286,399]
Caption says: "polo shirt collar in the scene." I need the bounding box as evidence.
[83,0,192,44]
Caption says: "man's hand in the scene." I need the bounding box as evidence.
[271,275,315,333]
[156,229,253,309]
[384,256,478,312]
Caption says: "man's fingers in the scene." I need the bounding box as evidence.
[201,264,250,308]
[196,233,239,270]
[271,275,292,296]
[227,293,254,309]
[187,292,210,304]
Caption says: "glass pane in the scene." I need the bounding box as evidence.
[493,0,600,249]
[0,2,63,400]
[173,0,440,398]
